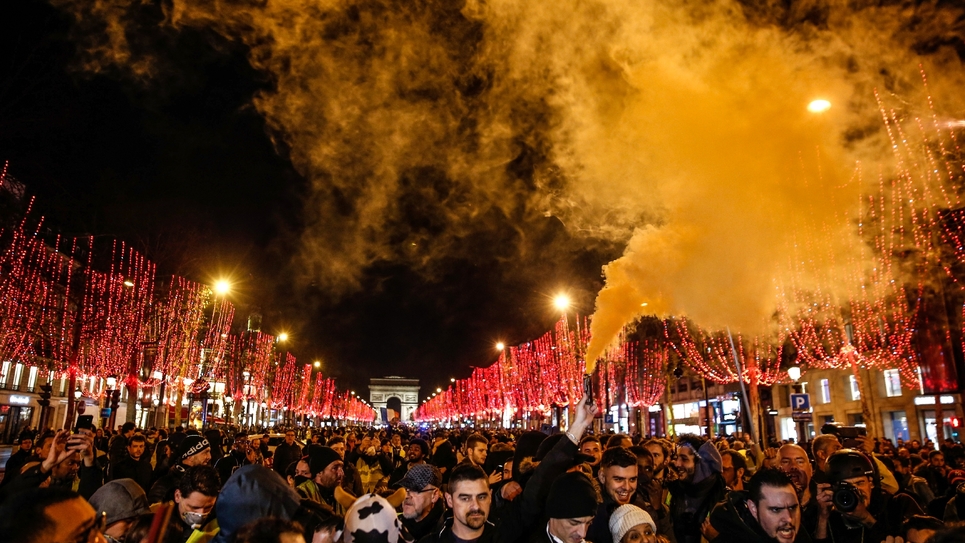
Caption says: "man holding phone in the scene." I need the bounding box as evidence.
[0,427,103,502]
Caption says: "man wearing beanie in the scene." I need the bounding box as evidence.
[300,445,345,512]
[147,435,211,504]
[538,471,601,543]
[88,478,152,543]
[419,394,600,543]
[608,505,656,543]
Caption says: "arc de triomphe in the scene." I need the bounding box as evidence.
[369,376,420,422]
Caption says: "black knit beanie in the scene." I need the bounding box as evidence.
[545,471,600,519]
[308,446,343,477]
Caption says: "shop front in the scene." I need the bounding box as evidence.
[0,392,36,443]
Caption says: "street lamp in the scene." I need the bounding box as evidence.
[277,332,289,342]
[213,280,231,295]
[554,294,570,311]
[787,366,802,382]
[495,342,505,351]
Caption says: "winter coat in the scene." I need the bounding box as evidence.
[819,488,922,543]
[668,441,726,543]
[113,455,154,493]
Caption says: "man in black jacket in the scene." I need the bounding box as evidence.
[668,434,726,543]
[274,429,303,478]
[216,433,251,483]
[586,447,640,543]
[812,449,922,542]
[418,394,599,543]
[0,428,102,503]
[108,422,137,479]
[147,435,211,504]
[0,435,33,490]
[399,463,446,541]
[113,434,153,492]
[535,471,601,543]
[708,468,808,543]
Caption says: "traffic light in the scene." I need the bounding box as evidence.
[37,384,52,408]
[952,417,961,429]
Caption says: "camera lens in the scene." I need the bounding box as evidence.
[832,483,859,513]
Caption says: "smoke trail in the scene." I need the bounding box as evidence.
[50,0,965,363]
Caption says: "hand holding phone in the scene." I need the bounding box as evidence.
[583,374,593,405]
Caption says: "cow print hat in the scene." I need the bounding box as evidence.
[344,493,412,543]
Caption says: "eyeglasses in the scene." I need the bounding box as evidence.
[405,487,436,494]
[58,511,106,543]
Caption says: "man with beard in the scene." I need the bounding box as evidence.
[812,449,922,542]
[587,447,640,543]
[0,428,102,502]
[708,468,807,543]
[722,450,748,491]
[892,456,934,509]
[642,439,673,488]
[216,433,252,483]
[328,435,364,496]
[777,444,818,535]
[389,438,431,486]
[668,434,726,543]
[307,446,345,512]
[398,463,446,541]
[628,446,674,541]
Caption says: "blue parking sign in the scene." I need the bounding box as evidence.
[790,393,810,411]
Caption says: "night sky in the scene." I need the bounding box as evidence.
[1,0,620,397]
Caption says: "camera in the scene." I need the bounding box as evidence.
[821,424,867,449]
[832,481,860,513]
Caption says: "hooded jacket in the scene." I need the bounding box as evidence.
[668,440,726,543]
[710,490,812,543]
[212,464,302,543]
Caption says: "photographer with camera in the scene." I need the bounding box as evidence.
[812,449,921,543]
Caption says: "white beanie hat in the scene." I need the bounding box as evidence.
[609,504,656,543]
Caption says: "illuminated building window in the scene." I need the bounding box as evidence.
[820,379,831,404]
[884,369,902,398]
[849,375,861,401]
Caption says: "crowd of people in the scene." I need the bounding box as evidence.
[2,396,965,543]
